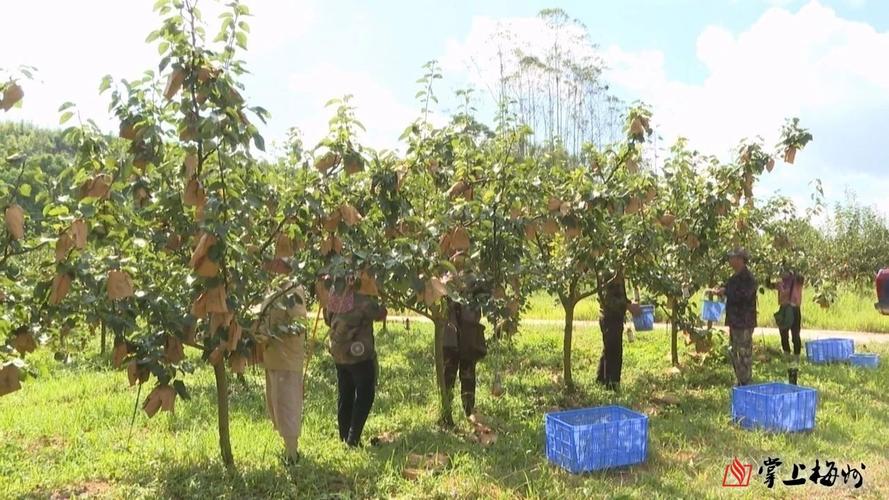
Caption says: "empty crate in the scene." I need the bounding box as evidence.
[849,353,880,368]
[632,305,655,332]
[805,338,854,363]
[545,406,648,473]
[731,382,817,432]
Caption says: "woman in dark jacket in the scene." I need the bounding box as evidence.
[443,274,488,423]
[324,277,387,447]
[444,299,486,420]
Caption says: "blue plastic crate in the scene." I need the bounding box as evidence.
[545,406,648,474]
[701,300,725,323]
[731,382,817,432]
[806,338,854,363]
[632,305,655,332]
[849,353,880,368]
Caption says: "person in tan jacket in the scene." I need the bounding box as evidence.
[259,282,308,465]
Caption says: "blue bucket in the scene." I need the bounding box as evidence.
[632,305,655,331]
[701,300,725,323]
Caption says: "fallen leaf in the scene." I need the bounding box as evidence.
[402,468,423,481]
[369,431,400,446]
[652,393,681,406]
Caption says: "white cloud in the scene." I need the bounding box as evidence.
[441,14,598,101]
[441,2,889,215]
[603,1,889,214]
[0,0,312,132]
[287,64,421,152]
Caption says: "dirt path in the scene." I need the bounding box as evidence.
[384,315,889,344]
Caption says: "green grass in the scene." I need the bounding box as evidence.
[2,324,888,498]
[522,286,889,333]
[752,286,889,333]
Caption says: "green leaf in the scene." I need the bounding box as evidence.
[59,111,74,125]
[18,184,32,198]
[44,205,69,217]
[235,31,248,49]
[252,133,265,152]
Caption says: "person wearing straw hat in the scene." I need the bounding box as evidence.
[712,248,758,386]
[323,274,387,448]
[259,281,308,466]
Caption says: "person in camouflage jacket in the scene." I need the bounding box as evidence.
[324,279,387,447]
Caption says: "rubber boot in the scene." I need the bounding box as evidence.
[788,368,798,385]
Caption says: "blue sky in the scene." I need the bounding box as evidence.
[2,0,888,215]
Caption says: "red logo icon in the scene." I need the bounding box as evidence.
[723,457,753,487]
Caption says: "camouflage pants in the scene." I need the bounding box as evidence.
[729,328,753,386]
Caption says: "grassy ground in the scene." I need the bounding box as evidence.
[2,324,887,499]
[523,286,889,333]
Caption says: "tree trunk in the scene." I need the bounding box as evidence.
[670,304,680,367]
[562,300,576,391]
[213,363,235,469]
[433,317,453,426]
[100,321,107,355]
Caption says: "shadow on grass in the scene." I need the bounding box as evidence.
[124,456,356,499]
